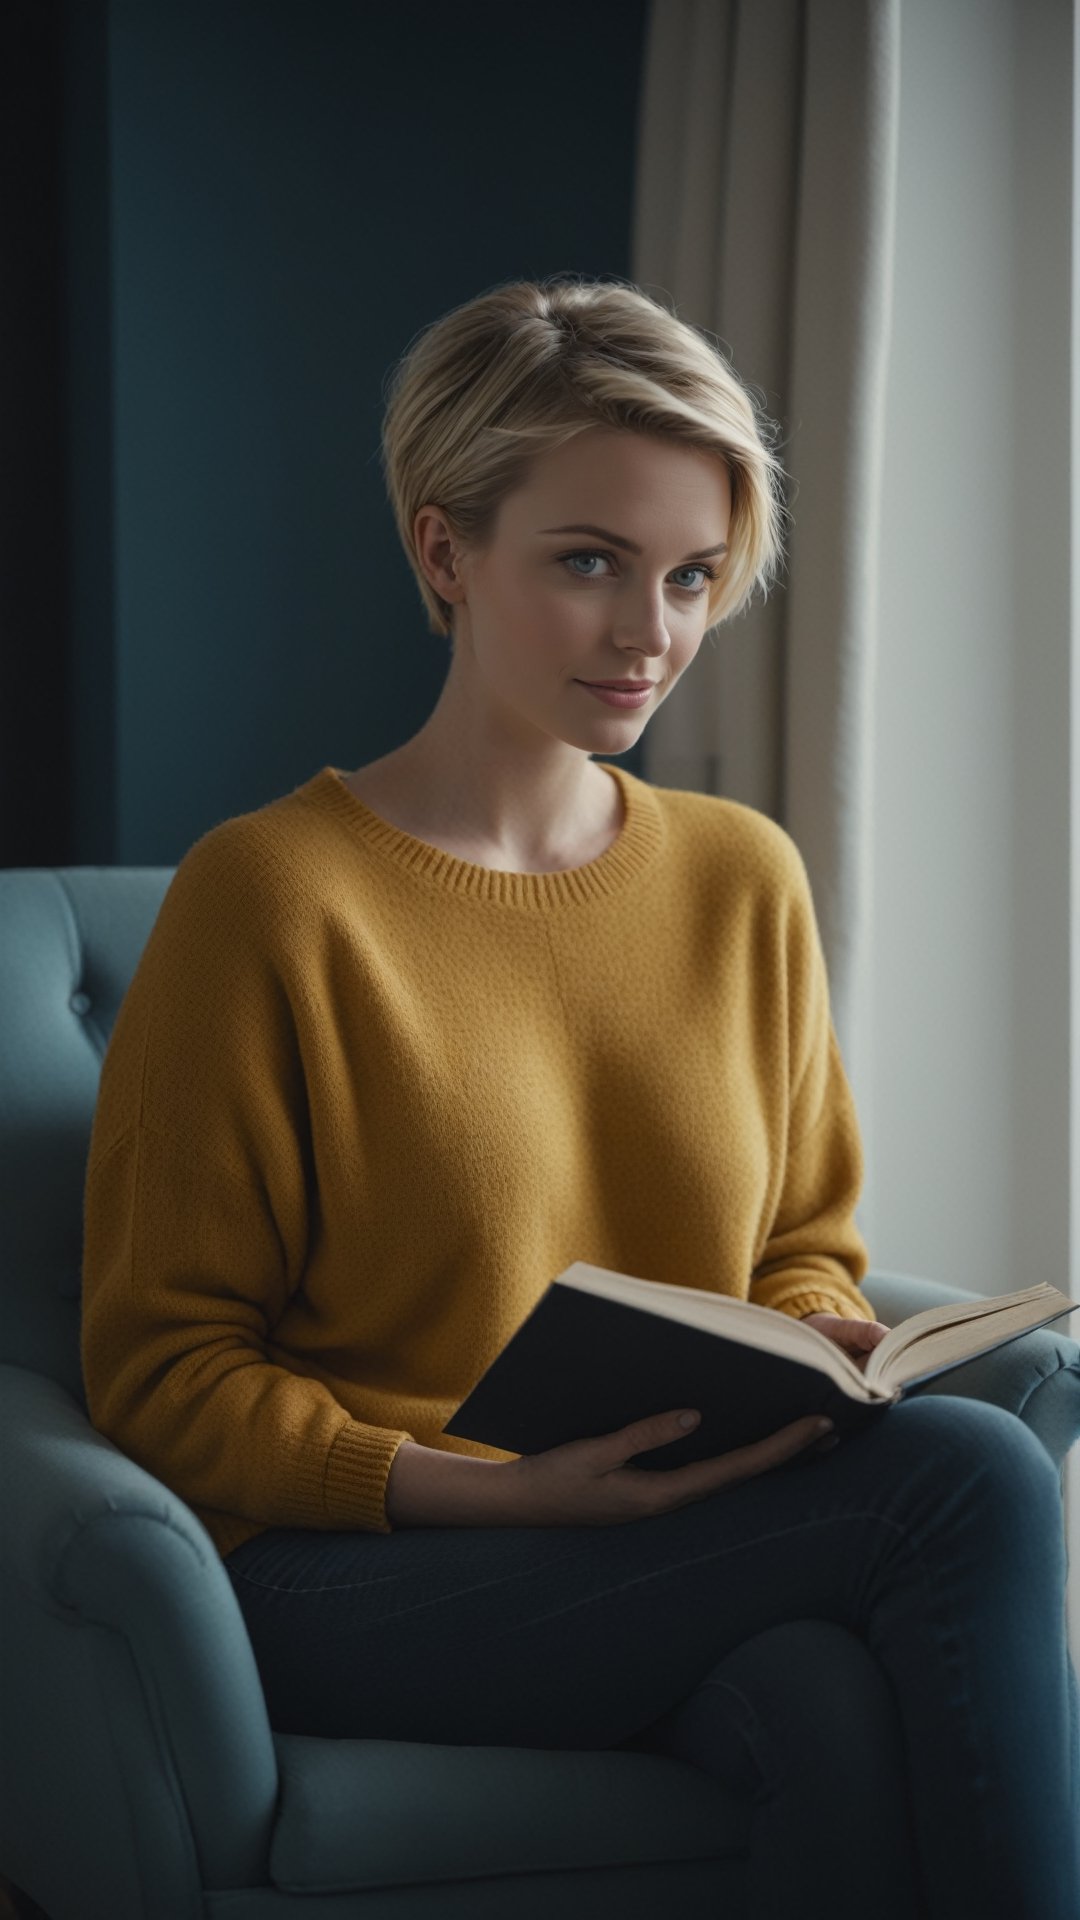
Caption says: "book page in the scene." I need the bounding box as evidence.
[867,1283,1074,1389]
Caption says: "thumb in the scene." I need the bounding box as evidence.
[848,1320,889,1350]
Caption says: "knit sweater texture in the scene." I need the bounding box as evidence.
[80,760,876,1562]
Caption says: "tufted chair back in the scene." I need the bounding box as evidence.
[0,868,175,1405]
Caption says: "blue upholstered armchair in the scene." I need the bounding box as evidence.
[2,866,1077,1920]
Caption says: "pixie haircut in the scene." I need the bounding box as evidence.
[379,273,791,642]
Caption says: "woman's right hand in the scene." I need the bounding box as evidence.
[501,1407,834,1527]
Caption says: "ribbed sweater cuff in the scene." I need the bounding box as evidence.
[323,1419,414,1533]
[772,1288,876,1323]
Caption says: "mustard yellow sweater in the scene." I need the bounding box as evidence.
[80,760,876,1562]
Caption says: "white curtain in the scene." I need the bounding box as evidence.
[632,0,900,1130]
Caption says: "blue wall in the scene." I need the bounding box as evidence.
[64,0,650,865]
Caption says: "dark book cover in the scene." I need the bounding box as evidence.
[442,1282,894,1473]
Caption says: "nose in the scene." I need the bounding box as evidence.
[616,595,673,660]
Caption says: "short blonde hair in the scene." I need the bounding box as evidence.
[378,272,790,640]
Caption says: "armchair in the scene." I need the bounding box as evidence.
[2,866,1077,1919]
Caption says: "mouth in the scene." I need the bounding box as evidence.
[575,679,656,710]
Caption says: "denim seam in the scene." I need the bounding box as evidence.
[228,1514,914,1614]
[225,1557,560,1604]
[227,1565,403,1595]
[496,1509,910,1628]
[1012,1356,1080,1493]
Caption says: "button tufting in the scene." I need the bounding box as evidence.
[70,991,91,1015]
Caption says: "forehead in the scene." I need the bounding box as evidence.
[506,429,731,530]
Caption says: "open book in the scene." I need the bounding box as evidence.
[442,1262,1078,1468]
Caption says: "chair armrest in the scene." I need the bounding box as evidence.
[0,1364,279,1890]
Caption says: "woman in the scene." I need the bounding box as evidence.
[81,275,1080,1918]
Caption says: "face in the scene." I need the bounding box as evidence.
[415,426,732,751]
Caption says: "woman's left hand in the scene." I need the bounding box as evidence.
[801,1312,890,1372]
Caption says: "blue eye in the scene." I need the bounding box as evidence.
[559,549,717,598]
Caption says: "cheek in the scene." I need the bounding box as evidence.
[661,634,702,685]
[515,582,600,656]
[475,577,557,664]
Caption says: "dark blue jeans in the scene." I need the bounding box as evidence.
[224,1391,1080,1920]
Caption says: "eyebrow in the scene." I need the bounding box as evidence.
[537,523,729,560]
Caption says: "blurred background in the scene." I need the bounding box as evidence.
[2,0,1077,1635]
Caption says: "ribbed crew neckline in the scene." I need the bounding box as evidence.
[295,760,665,908]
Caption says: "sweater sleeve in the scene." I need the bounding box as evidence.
[747,834,877,1326]
[79,827,414,1536]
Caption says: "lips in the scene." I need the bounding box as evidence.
[579,681,656,690]
[577,680,656,709]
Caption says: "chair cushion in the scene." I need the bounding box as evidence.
[268,1731,747,1894]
